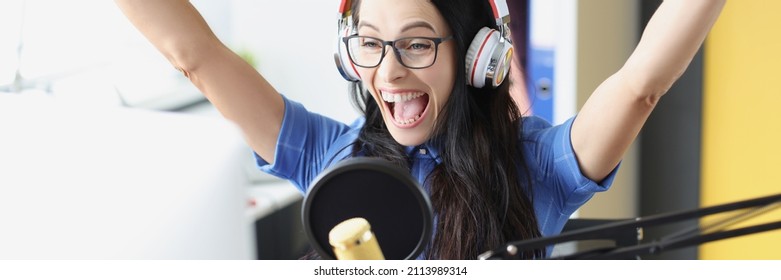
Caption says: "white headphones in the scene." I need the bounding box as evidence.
[334,0,513,89]
[334,0,361,82]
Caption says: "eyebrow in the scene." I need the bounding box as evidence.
[357,20,438,34]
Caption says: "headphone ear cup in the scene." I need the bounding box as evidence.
[334,27,361,82]
[491,41,513,88]
[465,27,512,88]
[465,27,500,88]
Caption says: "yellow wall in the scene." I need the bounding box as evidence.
[702,0,781,259]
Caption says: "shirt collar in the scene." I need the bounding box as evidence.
[404,138,443,164]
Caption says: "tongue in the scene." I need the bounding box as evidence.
[393,95,427,121]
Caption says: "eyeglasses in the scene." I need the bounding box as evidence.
[343,35,453,69]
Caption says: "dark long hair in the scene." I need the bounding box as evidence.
[348,0,543,259]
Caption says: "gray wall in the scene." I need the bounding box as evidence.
[638,0,703,260]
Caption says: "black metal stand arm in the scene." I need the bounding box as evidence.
[479,193,781,260]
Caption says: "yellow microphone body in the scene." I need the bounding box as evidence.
[329,217,385,260]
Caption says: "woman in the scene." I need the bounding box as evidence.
[114,0,725,259]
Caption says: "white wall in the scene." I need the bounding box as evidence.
[0,0,356,122]
[228,0,359,124]
[0,0,130,104]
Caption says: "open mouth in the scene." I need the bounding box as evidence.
[381,90,430,127]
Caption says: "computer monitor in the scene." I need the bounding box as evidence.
[0,95,254,259]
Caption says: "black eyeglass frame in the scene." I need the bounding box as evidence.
[342,35,454,69]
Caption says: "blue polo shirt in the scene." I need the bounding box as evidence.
[256,96,618,257]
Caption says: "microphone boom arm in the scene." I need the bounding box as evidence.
[479,193,781,260]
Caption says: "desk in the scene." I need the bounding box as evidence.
[247,181,301,221]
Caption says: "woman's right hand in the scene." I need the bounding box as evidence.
[115,0,284,163]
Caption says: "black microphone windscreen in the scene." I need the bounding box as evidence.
[302,157,433,260]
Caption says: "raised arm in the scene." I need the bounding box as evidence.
[571,0,726,181]
[115,0,283,163]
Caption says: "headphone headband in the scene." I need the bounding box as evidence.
[488,0,511,26]
[339,0,509,24]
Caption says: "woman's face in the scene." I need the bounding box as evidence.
[355,0,456,146]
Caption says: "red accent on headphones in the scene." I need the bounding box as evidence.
[338,0,351,15]
[471,29,497,87]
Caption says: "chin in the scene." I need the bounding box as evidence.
[391,135,427,147]
[385,121,432,147]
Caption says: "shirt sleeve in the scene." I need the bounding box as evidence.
[520,116,620,235]
[254,95,351,192]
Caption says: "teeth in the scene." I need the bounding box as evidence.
[382,91,425,103]
[395,114,422,125]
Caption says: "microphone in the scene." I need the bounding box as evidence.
[329,217,385,260]
[302,157,433,260]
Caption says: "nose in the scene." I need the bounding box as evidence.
[376,48,407,83]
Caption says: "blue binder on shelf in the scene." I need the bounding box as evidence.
[527,47,554,124]
[512,0,556,124]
